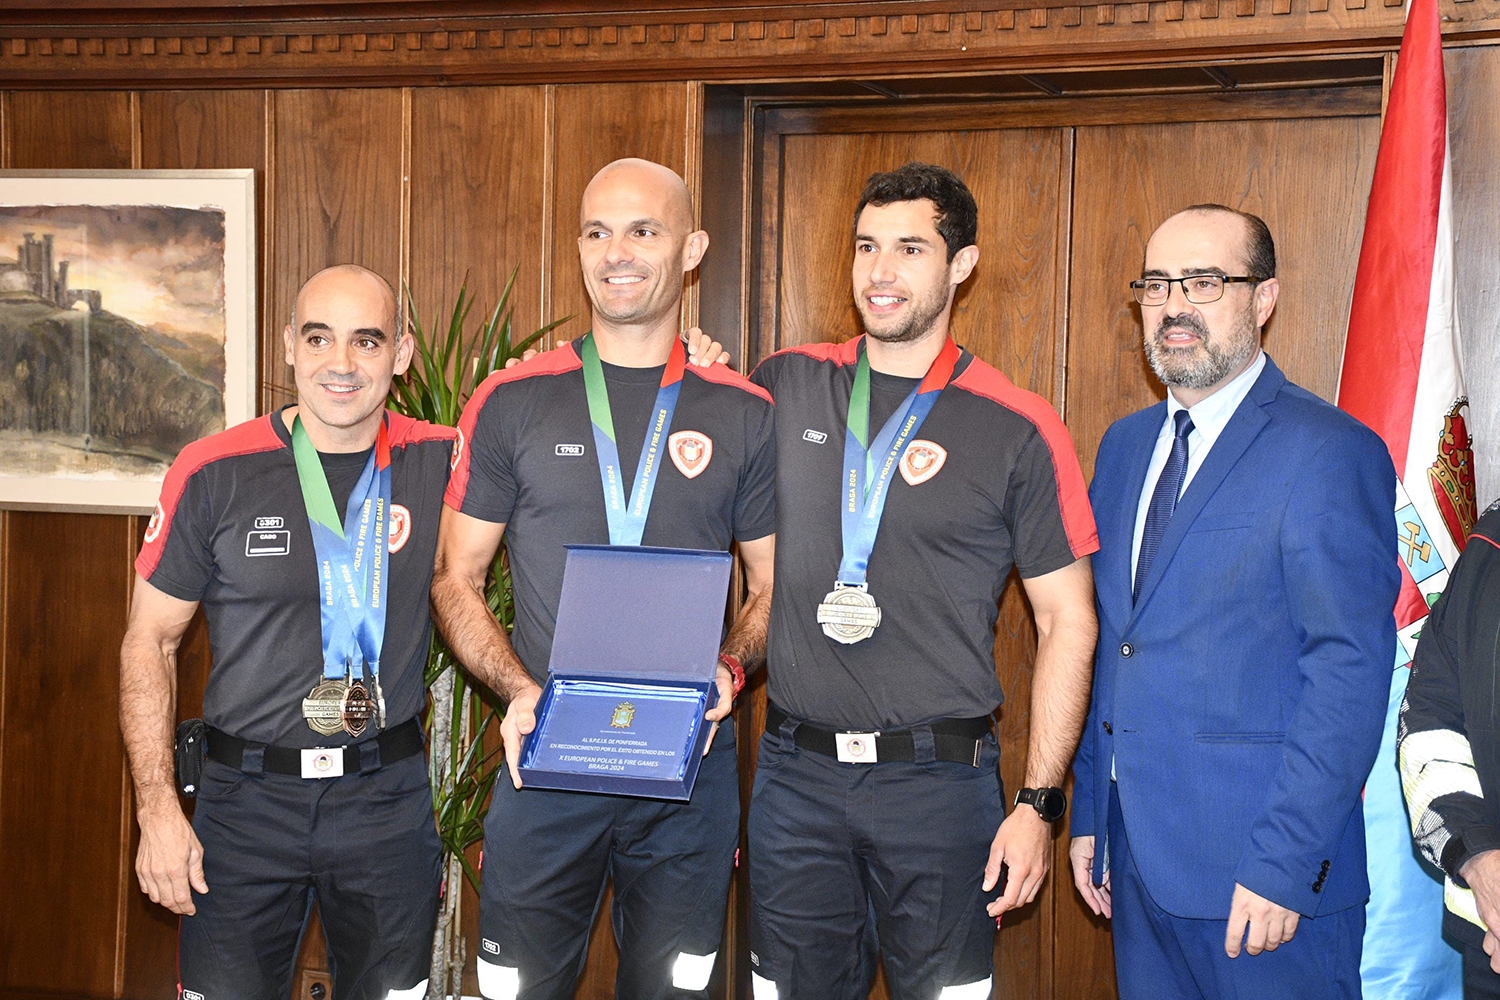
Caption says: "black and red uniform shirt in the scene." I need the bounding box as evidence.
[750,337,1098,730]
[135,407,455,748]
[446,337,777,682]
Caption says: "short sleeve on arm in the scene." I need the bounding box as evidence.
[446,389,518,524]
[735,401,777,542]
[749,358,778,401]
[136,471,216,601]
[1007,429,1098,578]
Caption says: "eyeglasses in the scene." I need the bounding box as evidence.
[1130,273,1262,306]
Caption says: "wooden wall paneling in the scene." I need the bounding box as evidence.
[270,88,406,410]
[407,86,548,360]
[1065,111,1381,486]
[0,88,138,1000]
[1446,46,1500,508]
[0,514,136,996]
[5,91,133,171]
[545,82,691,349]
[699,89,751,366]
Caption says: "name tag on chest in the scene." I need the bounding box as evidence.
[245,530,291,557]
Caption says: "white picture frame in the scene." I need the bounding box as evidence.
[0,168,256,514]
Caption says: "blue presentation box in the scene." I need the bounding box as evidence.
[517,544,733,800]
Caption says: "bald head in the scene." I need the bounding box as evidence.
[293,264,399,334]
[576,158,709,334]
[282,263,412,448]
[581,158,695,233]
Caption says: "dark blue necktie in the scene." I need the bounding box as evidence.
[1134,409,1195,603]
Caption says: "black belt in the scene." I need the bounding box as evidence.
[766,703,992,767]
[207,718,424,777]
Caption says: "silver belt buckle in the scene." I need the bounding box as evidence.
[300,747,345,779]
[835,731,879,764]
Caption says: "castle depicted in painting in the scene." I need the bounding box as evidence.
[0,232,101,313]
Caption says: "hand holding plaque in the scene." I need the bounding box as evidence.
[517,545,733,801]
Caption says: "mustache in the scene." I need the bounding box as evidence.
[1153,314,1210,341]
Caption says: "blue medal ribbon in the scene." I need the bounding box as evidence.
[291,415,392,683]
[836,336,961,587]
[579,333,686,547]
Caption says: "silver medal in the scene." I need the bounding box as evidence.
[303,678,349,736]
[817,583,883,644]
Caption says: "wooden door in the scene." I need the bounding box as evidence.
[743,81,1381,1000]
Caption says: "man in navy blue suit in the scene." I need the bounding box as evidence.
[1069,205,1399,999]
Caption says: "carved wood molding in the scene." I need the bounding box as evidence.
[0,1,1496,87]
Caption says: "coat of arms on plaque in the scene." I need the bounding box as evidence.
[610,702,636,729]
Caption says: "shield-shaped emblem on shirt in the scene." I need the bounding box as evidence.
[900,440,947,486]
[388,504,412,553]
[668,431,714,479]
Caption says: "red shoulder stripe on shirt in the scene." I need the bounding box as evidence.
[951,358,1100,560]
[686,361,774,404]
[385,410,458,450]
[1469,533,1500,553]
[762,336,861,366]
[135,414,285,580]
[445,343,583,510]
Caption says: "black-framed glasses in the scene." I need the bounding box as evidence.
[1130,273,1262,306]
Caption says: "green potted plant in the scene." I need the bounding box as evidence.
[386,272,564,998]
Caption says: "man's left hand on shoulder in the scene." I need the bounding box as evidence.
[1225,882,1301,958]
[985,807,1052,917]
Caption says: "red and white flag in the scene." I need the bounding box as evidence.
[1339,0,1471,991]
[1340,0,1474,632]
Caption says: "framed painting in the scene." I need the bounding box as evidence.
[0,168,255,513]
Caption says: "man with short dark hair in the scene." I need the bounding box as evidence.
[1070,205,1399,998]
[744,161,1100,999]
[122,264,452,999]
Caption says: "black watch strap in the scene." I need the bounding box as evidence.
[1016,786,1067,823]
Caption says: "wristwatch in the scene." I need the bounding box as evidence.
[1016,787,1067,823]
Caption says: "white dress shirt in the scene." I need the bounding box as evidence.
[1130,350,1267,576]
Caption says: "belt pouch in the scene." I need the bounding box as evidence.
[174,718,208,797]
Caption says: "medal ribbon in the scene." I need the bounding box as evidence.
[837,336,961,586]
[292,414,392,682]
[580,333,686,547]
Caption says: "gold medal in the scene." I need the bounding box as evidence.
[341,678,375,738]
[817,583,883,644]
[303,678,348,736]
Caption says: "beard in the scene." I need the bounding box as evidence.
[1144,308,1258,390]
[855,278,951,345]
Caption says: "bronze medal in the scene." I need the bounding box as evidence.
[341,678,374,738]
[302,678,349,736]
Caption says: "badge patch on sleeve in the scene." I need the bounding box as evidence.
[668,431,713,479]
[144,502,165,543]
[900,440,947,486]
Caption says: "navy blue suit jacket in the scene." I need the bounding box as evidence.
[1071,355,1399,919]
